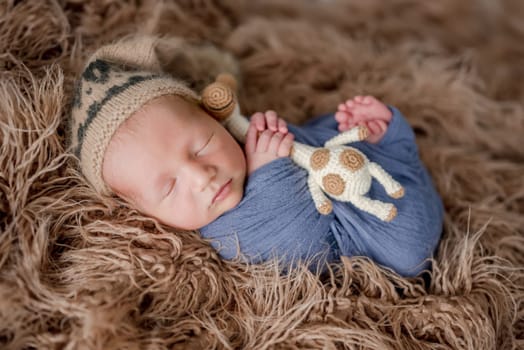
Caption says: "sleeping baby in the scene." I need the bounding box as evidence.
[69,36,444,277]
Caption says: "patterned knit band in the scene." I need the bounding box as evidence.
[68,36,200,194]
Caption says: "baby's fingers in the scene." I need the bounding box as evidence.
[277,117,288,133]
[251,112,266,131]
[335,111,351,123]
[267,131,283,154]
[245,123,258,154]
[266,131,294,157]
[264,110,278,131]
[277,132,294,157]
[255,129,273,152]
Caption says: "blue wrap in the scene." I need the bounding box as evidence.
[200,107,444,277]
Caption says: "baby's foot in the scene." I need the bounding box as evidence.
[335,95,392,144]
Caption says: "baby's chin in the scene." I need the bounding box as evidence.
[202,180,244,227]
[213,188,243,218]
[166,193,244,231]
[152,178,245,231]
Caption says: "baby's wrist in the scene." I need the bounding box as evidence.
[246,154,280,175]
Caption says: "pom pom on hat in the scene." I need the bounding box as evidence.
[68,35,200,195]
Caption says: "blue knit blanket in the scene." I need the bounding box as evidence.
[200,107,444,277]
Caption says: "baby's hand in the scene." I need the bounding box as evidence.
[335,95,392,144]
[245,111,294,174]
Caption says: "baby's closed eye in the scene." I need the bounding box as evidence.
[196,132,214,156]
[163,179,176,198]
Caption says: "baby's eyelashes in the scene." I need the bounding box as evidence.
[195,133,214,156]
[163,179,176,198]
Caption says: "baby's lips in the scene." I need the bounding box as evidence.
[211,179,232,205]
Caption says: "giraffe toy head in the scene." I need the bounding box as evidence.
[201,73,238,121]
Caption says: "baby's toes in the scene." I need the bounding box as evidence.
[335,111,350,123]
[361,96,374,105]
[338,122,351,132]
[344,99,356,110]
[335,111,354,131]
[344,104,369,124]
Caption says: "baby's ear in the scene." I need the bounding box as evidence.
[216,73,238,92]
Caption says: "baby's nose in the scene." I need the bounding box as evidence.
[187,161,217,190]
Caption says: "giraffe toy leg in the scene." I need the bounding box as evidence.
[308,175,333,215]
[368,162,405,198]
[348,194,397,222]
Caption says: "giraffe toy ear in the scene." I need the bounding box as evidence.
[201,75,237,121]
[216,73,237,92]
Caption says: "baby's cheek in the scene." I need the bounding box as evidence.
[165,203,205,231]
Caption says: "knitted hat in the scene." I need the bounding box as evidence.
[69,35,200,195]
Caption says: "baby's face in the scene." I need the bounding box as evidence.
[102,95,246,230]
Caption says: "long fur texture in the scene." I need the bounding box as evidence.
[0,1,523,349]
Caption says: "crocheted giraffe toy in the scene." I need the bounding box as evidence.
[201,74,405,221]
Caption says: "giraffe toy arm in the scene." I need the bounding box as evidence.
[324,125,369,148]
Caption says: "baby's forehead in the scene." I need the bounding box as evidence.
[114,96,179,135]
[109,95,218,156]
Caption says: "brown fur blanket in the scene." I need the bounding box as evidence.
[1,1,523,349]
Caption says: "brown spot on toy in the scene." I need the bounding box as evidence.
[310,148,330,170]
[359,126,369,140]
[340,149,365,171]
[386,206,397,222]
[201,82,235,121]
[322,173,345,195]
[390,188,405,199]
[318,200,333,215]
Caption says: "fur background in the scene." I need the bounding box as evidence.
[1,0,523,349]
